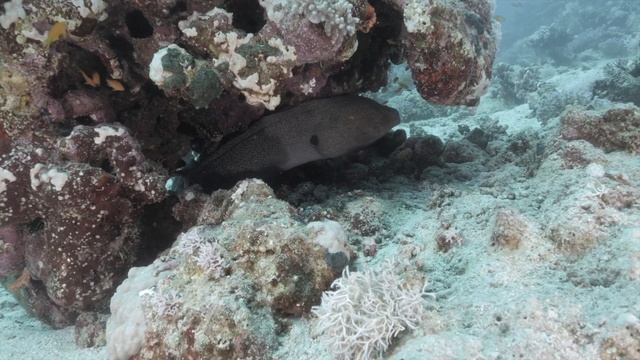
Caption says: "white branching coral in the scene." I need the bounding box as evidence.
[193,241,228,279]
[312,262,427,360]
[174,228,229,280]
[260,0,358,43]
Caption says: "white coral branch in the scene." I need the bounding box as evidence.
[312,262,427,360]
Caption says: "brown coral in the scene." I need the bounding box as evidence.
[402,0,497,105]
[0,124,166,325]
[491,208,531,250]
[561,106,640,153]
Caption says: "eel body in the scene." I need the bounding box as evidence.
[190,95,400,189]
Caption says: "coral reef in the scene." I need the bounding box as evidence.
[106,179,350,359]
[561,106,640,153]
[402,0,497,106]
[5,1,640,359]
[490,63,540,106]
[528,83,590,123]
[523,25,573,65]
[0,124,166,326]
[501,0,640,65]
[490,208,532,250]
[0,0,496,349]
[593,58,640,106]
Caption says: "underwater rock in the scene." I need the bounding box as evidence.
[363,239,377,257]
[546,183,636,254]
[442,139,481,164]
[523,25,573,65]
[0,123,167,326]
[106,179,348,359]
[561,106,640,153]
[0,225,23,277]
[490,208,531,250]
[599,314,640,360]
[528,83,589,123]
[343,195,386,238]
[465,127,490,150]
[593,58,640,106]
[490,63,540,106]
[559,141,608,170]
[402,0,497,106]
[389,134,445,176]
[435,224,464,252]
[74,312,108,348]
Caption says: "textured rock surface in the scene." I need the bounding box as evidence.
[0,0,496,332]
[0,124,166,326]
[402,0,497,105]
[106,179,350,359]
[561,106,640,153]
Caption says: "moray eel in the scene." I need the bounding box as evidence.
[190,95,400,190]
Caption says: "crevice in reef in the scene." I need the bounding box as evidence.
[47,42,109,98]
[26,218,45,234]
[125,9,154,38]
[327,0,404,93]
[225,0,266,34]
[104,33,135,64]
[134,198,182,267]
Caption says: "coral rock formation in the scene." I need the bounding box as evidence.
[0,0,497,331]
[0,125,167,326]
[107,179,350,359]
[402,0,497,105]
[561,106,640,153]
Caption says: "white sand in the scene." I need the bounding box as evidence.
[0,288,104,359]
